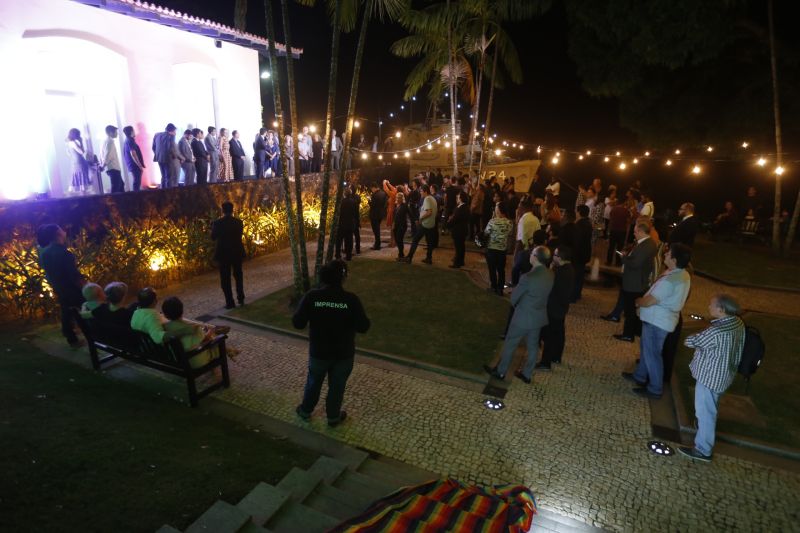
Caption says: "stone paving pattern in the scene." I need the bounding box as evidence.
[154,234,800,532]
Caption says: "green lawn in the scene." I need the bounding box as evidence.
[0,335,317,533]
[675,313,800,449]
[230,258,509,374]
[691,237,800,290]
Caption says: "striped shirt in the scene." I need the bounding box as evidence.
[685,315,745,393]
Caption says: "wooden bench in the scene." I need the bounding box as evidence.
[72,309,231,407]
[738,218,764,244]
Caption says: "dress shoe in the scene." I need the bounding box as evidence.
[621,371,645,386]
[514,370,531,384]
[601,314,620,322]
[224,303,236,310]
[613,334,635,342]
[328,411,348,427]
[295,405,311,420]
[632,387,662,399]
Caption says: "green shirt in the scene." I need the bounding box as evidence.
[420,195,438,229]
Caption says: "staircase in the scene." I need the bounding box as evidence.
[156,449,436,533]
[158,448,605,533]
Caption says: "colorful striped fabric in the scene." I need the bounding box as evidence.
[327,478,536,533]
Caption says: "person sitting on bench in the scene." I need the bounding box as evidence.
[161,296,238,367]
[91,282,137,328]
[80,283,106,318]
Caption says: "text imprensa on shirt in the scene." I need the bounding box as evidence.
[292,285,370,359]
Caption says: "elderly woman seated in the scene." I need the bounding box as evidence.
[90,282,136,327]
[80,283,106,318]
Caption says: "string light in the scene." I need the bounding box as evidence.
[393,154,398,159]
[445,141,451,148]
[742,141,749,148]
[706,146,714,152]
[578,154,584,160]
[674,149,681,155]
[378,154,383,160]
[536,146,542,154]
[354,120,360,128]
[603,156,610,163]
[309,125,317,133]
[495,149,502,156]
[519,145,524,150]
[361,153,368,160]
[666,159,673,166]
[691,165,702,175]
[272,120,278,128]
[395,131,401,138]
[618,162,626,170]
[586,150,592,155]
[644,151,650,156]
[633,158,639,164]
[615,151,621,156]
[757,158,767,167]
[552,156,559,165]
[775,166,785,176]
[416,148,421,153]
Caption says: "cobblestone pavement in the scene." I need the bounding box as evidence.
[159,235,800,532]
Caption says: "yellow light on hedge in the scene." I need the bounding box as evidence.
[775,166,785,176]
[666,159,673,166]
[692,165,702,175]
[361,153,368,160]
[149,251,167,272]
[757,158,767,167]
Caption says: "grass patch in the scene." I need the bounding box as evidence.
[0,335,318,532]
[230,258,508,373]
[675,313,800,449]
[691,237,800,290]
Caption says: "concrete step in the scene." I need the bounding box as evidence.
[185,500,251,533]
[356,457,434,488]
[303,483,370,521]
[307,455,349,484]
[236,482,291,526]
[264,500,340,533]
[275,467,323,502]
[239,522,273,533]
[330,447,370,470]
[155,526,181,533]
[331,468,399,503]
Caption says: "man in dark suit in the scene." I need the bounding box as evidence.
[614,221,657,342]
[335,188,359,261]
[368,183,387,250]
[191,129,210,184]
[446,191,470,268]
[485,246,555,383]
[536,245,575,370]
[211,202,246,309]
[571,204,593,302]
[229,130,247,180]
[152,123,178,188]
[668,202,699,247]
[254,128,268,179]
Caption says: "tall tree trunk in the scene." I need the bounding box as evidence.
[478,43,499,181]
[281,0,310,290]
[446,0,458,177]
[234,0,248,31]
[314,0,342,280]
[263,0,303,297]
[327,5,370,263]
[467,29,487,181]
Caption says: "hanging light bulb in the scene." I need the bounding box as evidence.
[378,154,383,160]
[272,120,279,128]
[578,154,584,160]
[416,148,421,153]
[615,151,621,156]
[395,131,401,138]
[536,146,542,154]
[494,149,502,156]
[603,156,610,163]
[644,151,650,157]
[519,145,524,150]
[427,144,433,150]
[618,162,626,170]
[666,159,673,166]
[404,151,410,158]
[586,150,592,155]
[674,149,681,155]
[775,166,785,176]
[757,157,767,167]
[361,153,368,160]
[445,141,451,148]
[691,165,701,175]
[552,156,559,165]
[512,143,517,148]
[393,154,398,159]
[741,141,749,149]
[633,158,639,164]
[706,146,714,152]
[354,120,360,128]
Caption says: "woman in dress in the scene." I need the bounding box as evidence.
[219,128,233,181]
[66,128,91,194]
[383,179,398,246]
[311,134,323,173]
[265,131,278,177]
[284,134,295,177]
[393,191,409,260]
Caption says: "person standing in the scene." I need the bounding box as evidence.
[335,188,358,261]
[178,129,196,186]
[229,130,246,180]
[100,125,124,193]
[447,191,470,268]
[484,202,514,294]
[669,202,699,247]
[284,134,295,177]
[383,180,398,246]
[624,244,692,399]
[485,246,554,383]
[678,294,745,462]
[351,185,363,255]
[393,192,409,260]
[511,199,541,286]
[572,204,593,302]
[211,202,246,309]
[37,224,85,347]
[298,130,310,174]
[152,123,178,188]
[403,184,438,265]
[205,126,220,182]
[330,129,343,171]
[294,260,370,427]
[469,183,485,240]
[122,126,145,192]
[191,129,210,185]
[368,182,387,250]
[607,198,630,266]
[311,134,323,173]
[536,245,575,370]
[66,128,91,195]
[265,131,279,177]
[613,221,657,342]
[254,128,267,179]
[219,128,234,181]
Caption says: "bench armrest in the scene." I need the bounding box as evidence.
[184,334,227,357]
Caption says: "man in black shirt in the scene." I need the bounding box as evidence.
[369,183,387,250]
[444,176,460,227]
[571,205,593,302]
[335,188,359,261]
[211,202,246,309]
[536,245,575,370]
[37,224,85,347]
[294,260,370,426]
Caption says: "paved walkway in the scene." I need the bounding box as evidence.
[141,235,800,531]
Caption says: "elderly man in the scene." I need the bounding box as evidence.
[678,294,745,462]
[614,221,658,342]
[623,243,692,399]
[669,202,699,247]
[485,246,554,384]
[152,123,178,188]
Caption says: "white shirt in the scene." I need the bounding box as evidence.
[640,201,654,218]
[101,137,121,171]
[545,181,560,196]
[331,136,337,151]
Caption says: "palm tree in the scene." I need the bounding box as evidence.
[326,0,409,263]
[263,0,304,298]
[281,0,311,290]
[234,0,248,31]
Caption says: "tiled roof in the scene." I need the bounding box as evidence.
[72,0,302,57]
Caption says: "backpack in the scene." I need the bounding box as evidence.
[738,326,765,378]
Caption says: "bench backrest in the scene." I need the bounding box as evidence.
[740,218,759,235]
